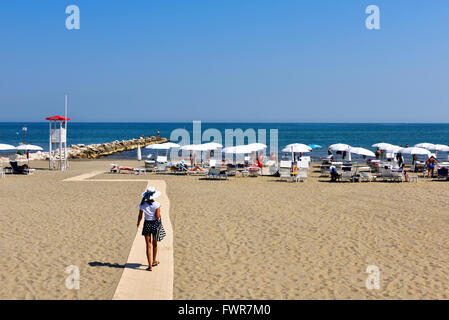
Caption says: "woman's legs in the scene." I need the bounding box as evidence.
[152,234,159,266]
[144,235,152,270]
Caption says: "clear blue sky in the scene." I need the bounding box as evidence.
[1,0,448,122]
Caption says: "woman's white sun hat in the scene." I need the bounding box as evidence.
[142,186,161,199]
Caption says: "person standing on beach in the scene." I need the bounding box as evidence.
[375,148,380,160]
[137,187,165,271]
[426,156,438,178]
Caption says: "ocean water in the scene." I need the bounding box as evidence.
[1,122,449,161]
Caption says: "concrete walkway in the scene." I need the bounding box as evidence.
[64,172,174,300]
[113,180,173,300]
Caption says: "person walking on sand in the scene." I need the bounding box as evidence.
[137,187,165,271]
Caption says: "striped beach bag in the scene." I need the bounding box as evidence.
[157,219,166,242]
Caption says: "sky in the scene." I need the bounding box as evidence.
[0,0,448,122]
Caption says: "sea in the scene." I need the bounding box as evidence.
[1,122,449,161]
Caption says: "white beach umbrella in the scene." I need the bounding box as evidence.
[282,143,312,153]
[180,144,205,151]
[201,142,223,150]
[16,144,43,151]
[398,147,431,155]
[372,142,394,150]
[434,144,449,152]
[222,143,266,154]
[137,144,142,161]
[348,147,376,157]
[16,144,43,166]
[329,143,351,151]
[414,143,436,150]
[145,142,180,150]
[383,145,402,152]
[0,144,16,151]
[247,143,267,152]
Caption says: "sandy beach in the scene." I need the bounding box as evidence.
[1,159,449,299]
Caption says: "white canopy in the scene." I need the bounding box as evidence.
[329,143,351,152]
[0,144,16,151]
[434,144,449,152]
[348,147,376,157]
[372,142,394,150]
[398,147,431,155]
[383,145,402,152]
[180,144,209,151]
[414,143,436,150]
[145,142,180,150]
[16,144,43,151]
[222,143,267,154]
[282,143,312,153]
[200,142,223,150]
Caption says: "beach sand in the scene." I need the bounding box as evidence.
[1,159,449,299]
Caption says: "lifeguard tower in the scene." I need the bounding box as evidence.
[46,115,70,170]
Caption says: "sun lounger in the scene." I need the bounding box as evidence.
[110,164,145,175]
[437,167,449,180]
[379,167,393,181]
[10,161,35,175]
[297,168,308,182]
[209,159,217,167]
[340,171,354,182]
[145,160,156,172]
[248,167,260,177]
[156,156,167,163]
[206,167,228,180]
[279,161,293,182]
[359,171,374,182]
[156,162,168,173]
[226,165,237,177]
[261,160,277,176]
[391,171,405,182]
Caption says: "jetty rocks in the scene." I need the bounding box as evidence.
[67,136,168,159]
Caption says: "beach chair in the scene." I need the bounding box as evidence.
[248,167,260,177]
[209,159,217,167]
[297,159,309,169]
[226,165,237,177]
[437,167,449,180]
[261,160,277,176]
[156,155,167,163]
[379,167,393,182]
[297,168,308,182]
[320,164,330,176]
[144,160,156,172]
[279,161,292,182]
[156,162,167,173]
[391,171,405,182]
[10,161,35,175]
[206,167,227,180]
[340,171,354,182]
[359,171,374,182]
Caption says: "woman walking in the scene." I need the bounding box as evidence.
[137,187,165,271]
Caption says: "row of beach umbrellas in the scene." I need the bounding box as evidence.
[0,144,43,152]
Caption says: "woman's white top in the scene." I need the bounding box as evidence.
[140,201,161,221]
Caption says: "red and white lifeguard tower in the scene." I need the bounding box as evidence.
[46,115,70,171]
[47,95,71,171]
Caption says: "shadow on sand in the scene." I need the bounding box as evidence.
[88,261,145,270]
